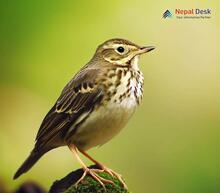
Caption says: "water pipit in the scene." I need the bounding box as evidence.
[14,38,155,190]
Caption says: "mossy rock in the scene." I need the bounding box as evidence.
[49,165,131,193]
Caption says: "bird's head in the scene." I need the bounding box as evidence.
[94,38,155,68]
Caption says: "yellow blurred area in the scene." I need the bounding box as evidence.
[0,1,220,192]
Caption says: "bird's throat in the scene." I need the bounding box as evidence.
[130,55,140,70]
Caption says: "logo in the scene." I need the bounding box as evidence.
[163,10,172,18]
[163,8,212,19]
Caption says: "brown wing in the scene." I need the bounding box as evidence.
[35,68,104,149]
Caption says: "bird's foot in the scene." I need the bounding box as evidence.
[93,166,128,189]
[75,167,114,191]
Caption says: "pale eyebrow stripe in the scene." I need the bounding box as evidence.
[103,44,137,49]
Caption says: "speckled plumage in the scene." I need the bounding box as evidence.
[67,59,144,150]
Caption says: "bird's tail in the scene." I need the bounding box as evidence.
[13,149,46,180]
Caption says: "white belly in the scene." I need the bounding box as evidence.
[71,97,137,150]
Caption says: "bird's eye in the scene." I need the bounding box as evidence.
[116,46,125,53]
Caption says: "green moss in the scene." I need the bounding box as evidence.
[49,165,131,193]
[63,172,131,193]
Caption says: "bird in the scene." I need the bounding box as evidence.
[13,38,155,189]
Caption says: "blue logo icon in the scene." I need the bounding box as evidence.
[163,10,172,18]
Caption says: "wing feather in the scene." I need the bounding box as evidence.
[35,68,104,149]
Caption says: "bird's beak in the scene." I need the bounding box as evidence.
[132,46,155,58]
[139,46,155,54]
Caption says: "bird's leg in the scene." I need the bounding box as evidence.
[79,149,128,189]
[68,145,114,191]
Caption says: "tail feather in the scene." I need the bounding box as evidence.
[13,150,44,180]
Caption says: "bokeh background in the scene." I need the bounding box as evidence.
[1,0,220,193]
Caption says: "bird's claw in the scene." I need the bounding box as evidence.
[75,167,114,192]
[98,166,128,190]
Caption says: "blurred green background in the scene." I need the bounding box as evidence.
[1,0,220,192]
